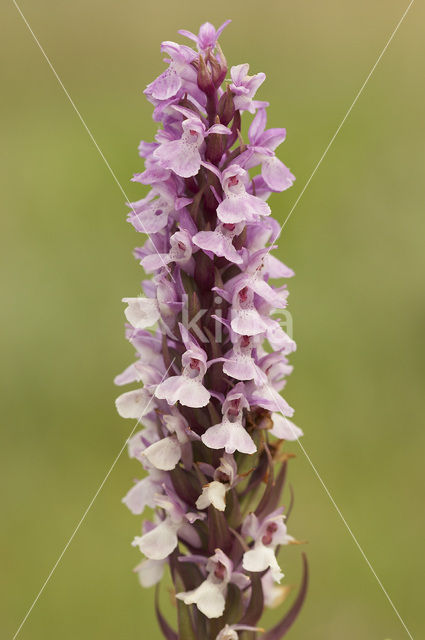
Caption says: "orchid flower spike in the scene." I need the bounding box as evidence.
[116,20,308,640]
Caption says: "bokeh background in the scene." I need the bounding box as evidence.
[1,1,424,638]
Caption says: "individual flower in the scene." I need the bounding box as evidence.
[196,453,238,511]
[154,107,230,178]
[222,333,267,385]
[154,324,211,407]
[216,165,271,224]
[176,549,249,619]
[144,41,197,101]
[229,63,267,113]
[140,229,195,274]
[132,487,202,560]
[178,20,231,52]
[202,383,256,454]
[243,108,295,192]
[126,182,176,234]
[192,221,244,264]
[242,510,294,583]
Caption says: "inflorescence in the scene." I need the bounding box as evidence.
[115,20,307,640]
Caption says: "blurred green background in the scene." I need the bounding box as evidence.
[1,1,424,638]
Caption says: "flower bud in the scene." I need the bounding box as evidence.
[206,118,226,164]
[217,87,235,126]
[194,248,215,293]
[213,43,228,87]
[197,54,215,96]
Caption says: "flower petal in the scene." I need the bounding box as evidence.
[143,436,182,470]
[243,545,284,583]
[154,140,202,178]
[156,375,210,408]
[123,297,159,329]
[270,414,303,441]
[134,558,165,588]
[146,67,182,100]
[196,481,227,511]
[177,579,226,619]
[262,157,295,192]
[122,477,157,515]
[193,231,242,264]
[133,519,178,560]
[202,419,256,455]
[115,388,151,419]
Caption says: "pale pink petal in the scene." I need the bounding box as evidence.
[154,375,184,405]
[231,572,251,590]
[196,481,227,511]
[249,108,267,144]
[270,414,303,441]
[133,519,178,560]
[141,253,171,273]
[216,197,249,223]
[177,579,226,619]
[128,205,169,234]
[177,378,211,408]
[207,123,232,136]
[249,385,294,416]
[146,67,181,100]
[154,139,202,178]
[155,375,210,408]
[262,157,295,192]
[231,309,268,336]
[134,558,165,588]
[123,297,159,329]
[216,625,262,640]
[243,545,284,583]
[230,63,250,85]
[115,388,151,419]
[202,419,256,455]
[265,322,296,353]
[193,230,242,264]
[241,513,260,539]
[250,278,287,307]
[260,127,287,150]
[143,436,182,470]
[262,572,287,608]
[114,362,140,386]
[223,356,257,381]
[122,477,157,515]
[266,254,294,278]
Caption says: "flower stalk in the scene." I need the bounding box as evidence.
[116,20,307,640]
